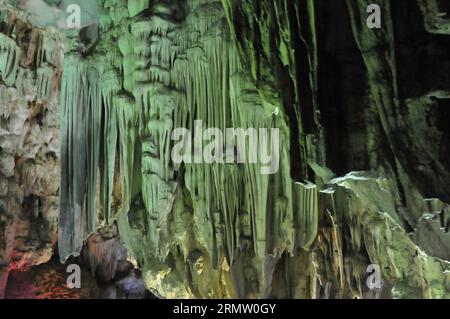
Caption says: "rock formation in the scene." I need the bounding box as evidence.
[0,2,62,298]
[0,0,449,299]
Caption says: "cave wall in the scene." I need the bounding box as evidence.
[0,3,63,298]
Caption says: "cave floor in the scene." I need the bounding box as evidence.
[5,259,99,299]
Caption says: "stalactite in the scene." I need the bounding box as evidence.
[59,54,88,261]
[54,0,323,298]
[36,64,53,99]
[59,52,121,262]
[0,33,21,87]
[52,0,450,299]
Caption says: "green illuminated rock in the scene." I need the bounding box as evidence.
[1,0,450,299]
[56,0,450,299]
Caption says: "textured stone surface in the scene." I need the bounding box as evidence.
[0,2,63,298]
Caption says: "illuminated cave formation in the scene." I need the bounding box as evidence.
[0,0,450,299]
